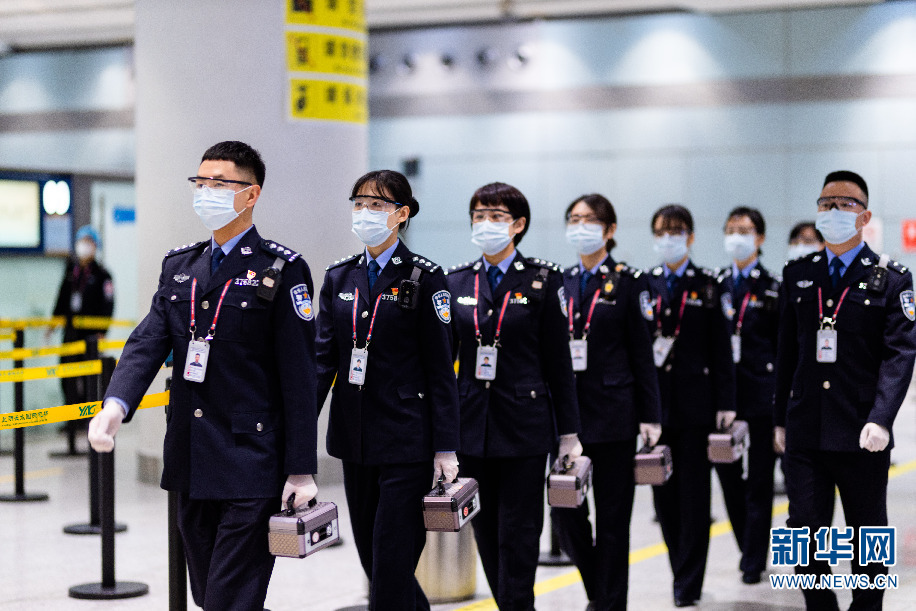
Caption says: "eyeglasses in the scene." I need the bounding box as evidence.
[350,195,402,212]
[653,229,687,239]
[188,176,253,192]
[470,208,514,223]
[566,214,600,225]
[817,196,866,212]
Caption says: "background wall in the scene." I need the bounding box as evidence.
[367,3,916,273]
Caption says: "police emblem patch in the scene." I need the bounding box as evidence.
[457,296,477,306]
[338,292,355,301]
[639,290,654,321]
[721,292,735,321]
[432,290,451,323]
[797,280,813,288]
[558,287,568,318]
[290,284,314,321]
[900,290,915,321]
[173,273,189,283]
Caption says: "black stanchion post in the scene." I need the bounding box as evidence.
[164,376,188,611]
[537,516,573,566]
[69,356,148,600]
[0,329,49,503]
[64,337,126,535]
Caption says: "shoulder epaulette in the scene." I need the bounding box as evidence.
[446,260,476,275]
[261,239,301,263]
[698,267,717,279]
[613,262,642,279]
[888,259,908,274]
[651,266,664,277]
[410,255,441,273]
[526,257,561,272]
[326,252,360,271]
[785,251,818,268]
[163,240,206,258]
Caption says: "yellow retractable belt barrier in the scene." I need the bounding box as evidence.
[0,391,170,431]
[0,332,15,341]
[0,339,126,361]
[0,360,102,384]
[0,316,134,331]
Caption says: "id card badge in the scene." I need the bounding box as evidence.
[569,339,588,371]
[652,336,674,368]
[70,292,83,312]
[731,334,742,364]
[183,339,210,383]
[349,347,368,385]
[816,329,838,363]
[475,345,498,380]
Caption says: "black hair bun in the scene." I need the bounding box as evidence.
[408,197,420,217]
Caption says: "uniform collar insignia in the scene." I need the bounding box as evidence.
[861,257,872,266]
[750,268,761,279]
[173,273,189,283]
[473,261,482,271]
[812,255,822,263]
[392,256,402,265]
[599,265,609,274]
[685,268,695,277]
[513,260,525,271]
[240,246,253,256]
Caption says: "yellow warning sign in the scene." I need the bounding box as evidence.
[285,0,365,32]
[0,391,170,431]
[0,360,102,384]
[290,78,367,124]
[286,31,367,78]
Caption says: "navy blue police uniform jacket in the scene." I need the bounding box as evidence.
[774,244,916,451]
[104,226,318,499]
[53,258,115,336]
[316,241,460,465]
[646,261,736,429]
[716,264,780,420]
[446,253,581,457]
[564,257,661,442]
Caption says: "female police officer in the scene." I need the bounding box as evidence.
[446,182,581,610]
[646,204,736,608]
[552,194,661,610]
[315,170,460,611]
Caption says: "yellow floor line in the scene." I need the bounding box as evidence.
[450,457,916,611]
[0,466,63,485]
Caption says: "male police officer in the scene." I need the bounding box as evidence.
[88,141,319,611]
[775,170,916,610]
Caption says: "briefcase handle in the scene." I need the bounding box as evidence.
[636,444,656,455]
[284,492,318,516]
[434,475,460,495]
[553,454,574,473]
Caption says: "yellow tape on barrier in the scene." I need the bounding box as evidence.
[0,316,134,331]
[0,391,170,431]
[72,316,134,330]
[0,332,15,341]
[0,360,102,384]
[97,339,127,352]
[0,340,87,361]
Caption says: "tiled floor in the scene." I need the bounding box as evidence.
[2,389,915,610]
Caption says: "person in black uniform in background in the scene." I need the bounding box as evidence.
[88,141,319,611]
[50,225,114,437]
[774,170,916,610]
[714,207,780,585]
[645,204,736,608]
[787,221,824,261]
[446,182,581,610]
[316,170,460,611]
[552,194,661,611]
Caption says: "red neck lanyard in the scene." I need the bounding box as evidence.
[655,290,688,338]
[352,287,383,348]
[818,286,850,328]
[189,277,233,340]
[473,272,511,346]
[569,289,601,340]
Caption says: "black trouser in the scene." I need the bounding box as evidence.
[551,439,636,611]
[342,460,432,611]
[714,415,776,575]
[177,494,278,611]
[460,453,547,611]
[651,427,711,603]
[783,446,890,611]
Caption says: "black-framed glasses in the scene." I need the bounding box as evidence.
[566,214,601,225]
[817,196,866,212]
[188,176,253,191]
[470,208,514,223]
[350,195,403,212]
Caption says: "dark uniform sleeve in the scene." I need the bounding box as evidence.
[52,260,71,316]
[627,273,662,425]
[274,259,319,475]
[774,265,797,428]
[315,269,338,413]
[871,270,916,430]
[709,276,737,414]
[419,268,461,452]
[98,268,115,319]
[541,270,581,436]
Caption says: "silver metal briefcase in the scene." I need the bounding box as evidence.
[707,420,750,463]
[633,444,673,485]
[268,495,339,559]
[422,477,480,532]
[547,455,592,508]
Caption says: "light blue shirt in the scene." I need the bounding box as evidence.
[482,249,517,275]
[579,255,609,276]
[663,258,690,279]
[825,241,866,277]
[365,239,399,270]
[732,258,758,282]
[211,225,253,257]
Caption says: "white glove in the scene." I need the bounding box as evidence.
[433,451,460,483]
[859,423,890,453]
[87,400,125,453]
[558,433,583,464]
[281,474,318,509]
[639,423,662,447]
[716,410,737,430]
[773,426,786,455]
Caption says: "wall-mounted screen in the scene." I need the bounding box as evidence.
[0,170,72,254]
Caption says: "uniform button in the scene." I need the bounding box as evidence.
[766,362,774,372]
[664,364,672,372]
[194,409,203,418]
[574,312,581,320]
[826,299,834,308]
[170,295,177,301]
[241,301,248,308]
[487,309,493,316]
[418,392,425,399]
[485,381,491,389]
[256,422,263,432]
[797,297,802,303]
[664,308,671,316]
[362,311,369,319]
[530,390,537,399]
[823,381,830,390]
[864,299,870,306]
[201,301,210,310]
[703,367,709,375]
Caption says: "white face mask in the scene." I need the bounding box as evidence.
[471,220,514,256]
[565,223,606,256]
[653,233,689,265]
[352,208,394,247]
[815,209,862,245]
[787,243,820,260]
[724,233,757,262]
[75,239,95,261]
[192,185,247,231]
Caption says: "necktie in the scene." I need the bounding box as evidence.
[733,272,744,299]
[829,257,843,288]
[487,265,503,293]
[368,260,381,291]
[666,273,679,299]
[211,247,225,275]
[579,271,593,301]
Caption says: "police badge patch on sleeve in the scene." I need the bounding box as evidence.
[900,290,915,321]
[721,292,735,321]
[432,290,451,323]
[639,290,654,321]
[558,287,568,318]
[290,284,314,321]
